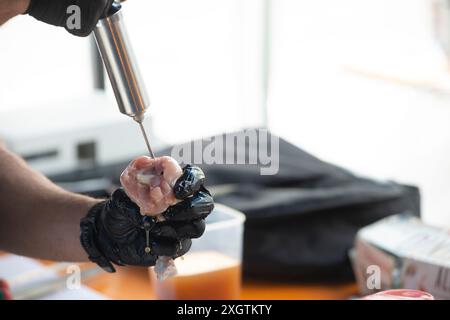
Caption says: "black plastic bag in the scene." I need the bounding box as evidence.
[159,129,420,282]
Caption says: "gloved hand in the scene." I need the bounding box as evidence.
[26,0,113,37]
[80,165,214,273]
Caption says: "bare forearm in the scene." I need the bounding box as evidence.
[0,145,101,262]
[0,0,29,25]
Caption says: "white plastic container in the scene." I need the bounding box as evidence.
[150,204,246,300]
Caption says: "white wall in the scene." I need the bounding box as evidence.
[0,14,94,110]
[268,0,450,227]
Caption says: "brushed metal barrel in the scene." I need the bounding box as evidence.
[94,7,149,122]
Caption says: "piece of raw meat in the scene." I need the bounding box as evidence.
[120,155,183,216]
[154,256,178,280]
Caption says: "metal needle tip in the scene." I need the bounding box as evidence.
[138,122,156,159]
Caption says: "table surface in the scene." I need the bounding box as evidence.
[85,265,358,300]
[1,253,358,300]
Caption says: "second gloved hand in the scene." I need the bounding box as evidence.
[26,0,113,37]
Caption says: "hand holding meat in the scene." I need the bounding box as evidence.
[80,156,214,273]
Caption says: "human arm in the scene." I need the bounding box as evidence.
[0,143,99,261]
[0,0,29,25]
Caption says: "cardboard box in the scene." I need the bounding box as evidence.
[351,214,450,299]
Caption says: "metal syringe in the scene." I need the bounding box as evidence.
[93,2,155,158]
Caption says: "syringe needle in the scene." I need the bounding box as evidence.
[138,122,156,159]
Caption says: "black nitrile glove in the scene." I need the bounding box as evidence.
[80,165,214,273]
[26,0,113,37]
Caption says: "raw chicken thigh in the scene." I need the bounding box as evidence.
[120,156,183,216]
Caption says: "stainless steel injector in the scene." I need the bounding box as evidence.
[93,1,155,158]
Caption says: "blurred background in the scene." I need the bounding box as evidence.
[2,0,450,227]
[1,0,450,299]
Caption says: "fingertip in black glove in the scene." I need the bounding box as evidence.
[80,165,214,273]
[26,0,113,37]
